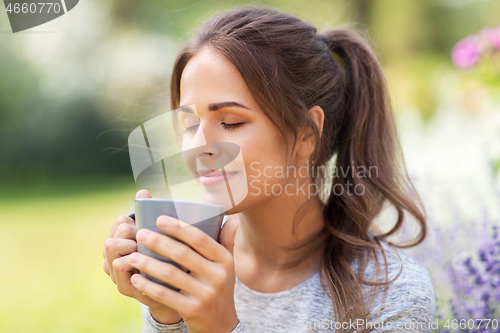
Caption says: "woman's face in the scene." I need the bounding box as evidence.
[177,47,291,214]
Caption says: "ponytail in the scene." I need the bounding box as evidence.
[318,28,427,328]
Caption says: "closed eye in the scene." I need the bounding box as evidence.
[221,122,244,130]
[184,125,199,133]
[184,122,244,133]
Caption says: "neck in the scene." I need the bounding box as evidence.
[234,180,326,277]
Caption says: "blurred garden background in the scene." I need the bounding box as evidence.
[1,0,500,332]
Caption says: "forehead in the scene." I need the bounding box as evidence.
[179,48,255,106]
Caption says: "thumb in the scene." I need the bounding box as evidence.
[218,217,240,257]
[135,189,152,199]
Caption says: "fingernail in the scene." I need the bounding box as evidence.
[137,229,149,242]
[158,216,170,227]
[130,253,140,264]
[131,275,140,285]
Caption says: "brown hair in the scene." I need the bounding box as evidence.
[170,5,426,331]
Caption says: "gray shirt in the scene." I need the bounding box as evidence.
[140,241,436,332]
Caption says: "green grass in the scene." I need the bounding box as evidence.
[0,176,145,333]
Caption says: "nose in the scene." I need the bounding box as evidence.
[187,121,220,159]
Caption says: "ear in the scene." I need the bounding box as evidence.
[296,105,324,158]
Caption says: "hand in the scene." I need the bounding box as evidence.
[102,189,182,324]
[128,211,240,333]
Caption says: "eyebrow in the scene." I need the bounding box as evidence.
[177,101,250,113]
[208,101,250,111]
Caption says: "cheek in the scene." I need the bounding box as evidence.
[240,136,287,182]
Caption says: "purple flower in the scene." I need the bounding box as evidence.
[480,26,500,50]
[446,222,500,332]
[451,35,482,68]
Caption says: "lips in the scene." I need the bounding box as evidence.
[197,169,223,177]
[197,169,238,186]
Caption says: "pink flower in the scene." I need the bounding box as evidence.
[451,35,482,69]
[480,25,500,50]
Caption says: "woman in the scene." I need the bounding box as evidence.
[103,6,436,333]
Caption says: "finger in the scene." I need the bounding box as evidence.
[136,228,212,277]
[113,255,141,295]
[111,255,178,310]
[105,238,137,282]
[136,189,152,199]
[129,252,204,295]
[130,273,190,313]
[156,215,228,263]
[110,215,136,238]
[114,222,137,240]
[219,217,239,257]
[105,238,137,259]
[103,259,111,276]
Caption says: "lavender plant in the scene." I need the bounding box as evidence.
[404,155,500,332]
[442,223,500,332]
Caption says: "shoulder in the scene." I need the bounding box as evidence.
[359,241,437,331]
